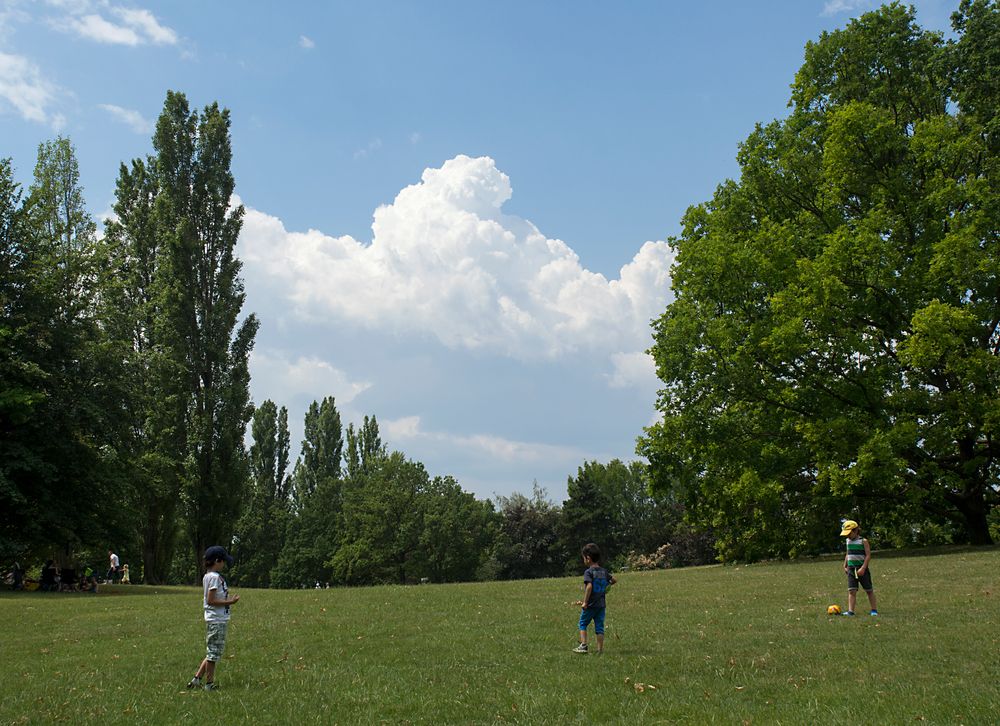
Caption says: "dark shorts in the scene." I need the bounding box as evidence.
[578,607,606,635]
[847,566,873,592]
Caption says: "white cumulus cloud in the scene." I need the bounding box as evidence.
[383,415,589,465]
[238,155,675,372]
[607,351,658,390]
[111,7,176,45]
[249,350,372,408]
[299,34,315,49]
[49,2,177,45]
[821,0,873,16]
[98,103,152,133]
[0,51,62,127]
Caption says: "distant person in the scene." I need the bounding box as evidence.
[121,564,130,584]
[82,565,97,593]
[187,546,239,692]
[572,542,616,655]
[59,566,78,592]
[40,560,57,592]
[107,551,120,583]
[840,519,878,616]
[10,561,23,591]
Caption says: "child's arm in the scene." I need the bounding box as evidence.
[581,582,593,609]
[206,589,240,607]
[609,574,617,587]
[858,538,872,575]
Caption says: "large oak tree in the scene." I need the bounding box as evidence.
[639,2,999,559]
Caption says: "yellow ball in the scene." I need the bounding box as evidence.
[827,604,841,615]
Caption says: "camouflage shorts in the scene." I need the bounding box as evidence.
[205,621,228,662]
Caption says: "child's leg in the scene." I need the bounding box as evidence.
[847,589,857,613]
[577,609,592,648]
[866,589,877,611]
[200,622,226,683]
[594,609,606,652]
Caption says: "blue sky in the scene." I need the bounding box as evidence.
[0,0,956,502]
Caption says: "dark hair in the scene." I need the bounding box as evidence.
[581,542,602,564]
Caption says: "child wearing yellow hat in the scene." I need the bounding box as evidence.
[841,520,877,616]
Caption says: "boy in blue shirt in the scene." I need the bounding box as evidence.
[573,542,616,654]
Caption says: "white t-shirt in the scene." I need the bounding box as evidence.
[110,553,119,569]
[203,571,231,623]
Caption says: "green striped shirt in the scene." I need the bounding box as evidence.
[846,537,866,568]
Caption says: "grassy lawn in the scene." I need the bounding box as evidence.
[3,548,999,724]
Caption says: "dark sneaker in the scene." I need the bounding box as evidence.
[841,611,855,616]
[203,682,218,691]
[869,610,878,616]
[572,643,588,654]
[186,677,201,689]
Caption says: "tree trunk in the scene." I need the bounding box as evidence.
[952,485,993,545]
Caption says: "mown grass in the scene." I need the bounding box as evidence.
[2,548,999,724]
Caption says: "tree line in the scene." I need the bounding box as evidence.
[229,398,714,588]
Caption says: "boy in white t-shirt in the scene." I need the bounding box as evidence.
[186,546,240,691]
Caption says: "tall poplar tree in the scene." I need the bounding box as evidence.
[100,156,184,583]
[273,396,346,587]
[152,91,259,573]
[231,400,290,587]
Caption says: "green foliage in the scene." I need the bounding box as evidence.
[150,91,259,573]
[273,397,347,587]
[330,447,497,586]
[489,484,566,579]
[560,459,684,571]
[230,401,291,587]
[0,143,129,559]
[344,414,386,481]
[330,452,427,585]
[415,475,498,583]
[101,155,183,584]
[291,396,344,505]
[639,3,1000,560]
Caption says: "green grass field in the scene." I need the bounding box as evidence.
[3,548,999,724]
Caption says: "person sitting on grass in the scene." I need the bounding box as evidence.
[59,567,78,592]
[573,542,616,655]
[187,546,239,692]
[9,561,23,591]
[82,565,97,593]
[841,519,878,616]
[40,560,57,592]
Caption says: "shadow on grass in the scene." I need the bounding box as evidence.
[0,584,194,599]
[780,543,1000,565]
[872,543,1000,559]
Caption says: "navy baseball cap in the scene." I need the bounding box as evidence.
[203,545,233,566]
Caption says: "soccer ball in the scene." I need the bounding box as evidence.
[827,604,841,615]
